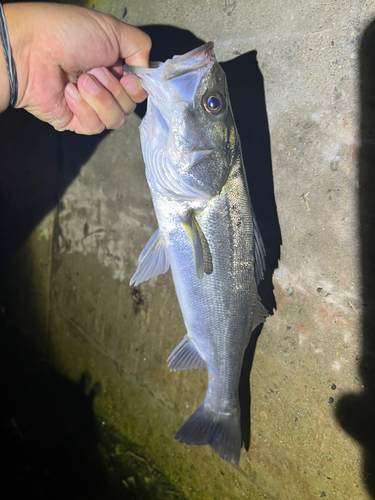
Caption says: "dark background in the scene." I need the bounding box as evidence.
[335,18,375,499]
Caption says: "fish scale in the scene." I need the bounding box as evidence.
[124,42,267,463]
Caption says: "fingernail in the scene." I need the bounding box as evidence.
[65,83,80,99]
[124,76,141,95]
[88,67,109,86]
[83,75,100,95]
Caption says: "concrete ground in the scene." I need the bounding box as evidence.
[1,0,374,498]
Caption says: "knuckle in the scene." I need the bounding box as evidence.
[144,33,152,52]
[82,121,105,135]
[96,123,106,134]
[112,84,125,100]
[117,114,125,128]
[95,91,112,108]
[77,128,90,135]
[107,112,125,130]
[124,101,136,116]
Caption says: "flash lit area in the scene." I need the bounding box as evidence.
[0,0,373,499]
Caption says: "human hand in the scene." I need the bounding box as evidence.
[1,2,151,134]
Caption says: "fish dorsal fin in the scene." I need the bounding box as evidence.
[252,296,269,330]
[183,213,213,279]
[167,335,206,371]
[140,129,210,203]
[129,229,169,286]
[253,213,266,283]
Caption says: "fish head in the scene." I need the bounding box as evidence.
[124,43,239,194]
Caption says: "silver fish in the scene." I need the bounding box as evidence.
[124,42,268,463]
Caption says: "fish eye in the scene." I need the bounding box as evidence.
[203,92,225,116]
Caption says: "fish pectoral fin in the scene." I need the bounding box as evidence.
[184,215,213,279]
[252,296,269,330]
[194,218,213,275]
[167,335,206,371]
[253,212,266,283]
[129,229,170,286]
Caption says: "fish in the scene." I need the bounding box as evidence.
[124,42,268,464]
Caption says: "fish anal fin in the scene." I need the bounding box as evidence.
[129,229,169,286]
[253,296,269,330]
[253,212,266,283]
[167,335,206,371]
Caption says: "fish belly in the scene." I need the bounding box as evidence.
[152,160,258,463]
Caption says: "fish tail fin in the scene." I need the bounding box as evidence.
[175,404,241,463]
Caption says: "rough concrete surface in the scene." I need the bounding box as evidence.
[1,0,375,499]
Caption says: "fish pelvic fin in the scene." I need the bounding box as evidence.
[183,212,213,279]
[129,229,170,286]
[167,335,206,371]
[175,404,241,464]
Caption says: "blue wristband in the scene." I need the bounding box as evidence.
[0,3,18,107]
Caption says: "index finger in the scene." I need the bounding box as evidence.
[117,23,151,68]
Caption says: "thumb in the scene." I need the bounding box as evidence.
[116,22,151,68]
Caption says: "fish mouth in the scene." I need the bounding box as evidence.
[162,42,215,81]
[123,42,215,81]
[123,42,217,125]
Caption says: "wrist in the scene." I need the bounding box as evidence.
[0,3,10,112]
[0,3,31,112]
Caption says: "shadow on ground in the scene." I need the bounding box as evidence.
[0,107,111,271]
[137,25,281,451]
[0,317,186,500]
[0,74,185,500]
[335,17,375,499]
